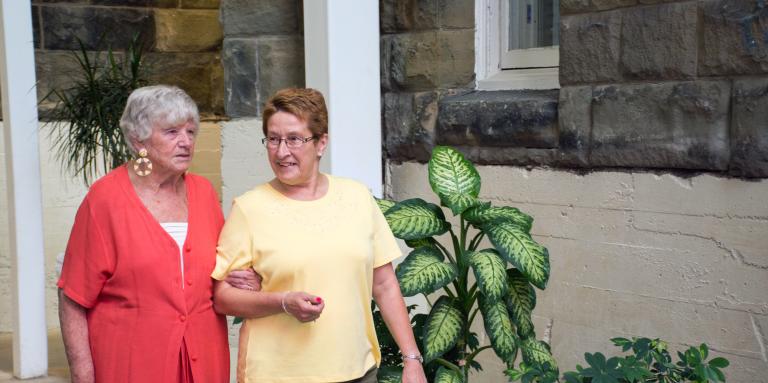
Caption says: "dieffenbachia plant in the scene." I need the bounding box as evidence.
[377,146,557,383]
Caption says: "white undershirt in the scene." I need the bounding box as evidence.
[160,222,188,289]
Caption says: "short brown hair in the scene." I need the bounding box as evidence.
[262,88,328,137]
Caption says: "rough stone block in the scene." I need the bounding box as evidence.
[222,38,259,117]
[700,0,768,76]
[438,0,474,29]
[380,0,438,33]
[254,36,304,110]
[591,0,636,10]
[562,0,635,15]
[222,36,304,118]
[560,11,622,85]
[437,90,559,149]
[155,9,221,52]
[730,78,768,178]
[90,0,178,7]
[182,0,220,8]
[221,0,300,36]
[209,61,225,115]
[144,52,220,113]
[561,0,592,14]
[41,6,154,51]
[620,2,697,80]
[32,6,40,49]
[35,50,122,114]
[557,86,592,167]
[590,81,731,170]
[383,91,439,163]
[384,30,474,91]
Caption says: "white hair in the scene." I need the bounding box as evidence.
[119,85,200,154]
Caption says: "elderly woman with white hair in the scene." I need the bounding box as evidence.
[58,85,257,383]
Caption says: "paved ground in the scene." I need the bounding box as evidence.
[0,331,68,382]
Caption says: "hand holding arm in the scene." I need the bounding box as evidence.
[372,263,427,383]
[225,268,262,291]
[59,290,94,383]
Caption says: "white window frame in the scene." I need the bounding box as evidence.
[475,0,560,90]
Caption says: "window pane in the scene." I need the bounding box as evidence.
[507,0,560,50]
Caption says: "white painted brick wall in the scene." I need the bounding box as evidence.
[389,162,768,383]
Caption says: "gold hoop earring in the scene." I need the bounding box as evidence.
[133,148,153,176]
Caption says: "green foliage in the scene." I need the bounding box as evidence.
[43,34,148,185]
[375,146,554,382]
[506,337,730,383]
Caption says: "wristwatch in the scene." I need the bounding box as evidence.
[401,353,424,363]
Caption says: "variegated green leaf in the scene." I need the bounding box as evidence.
[384,198,450,240]
[480,297,519,362]
[396,247,457,296]
[506,269,537,338]
[442,193,483,216]
[469,249,509,302]
[485,221,550,289]
[464,205,533,233]
[423,296,464,362]
[521,338,558,372]
[428,146,481,215]
[435,366,464,383]
[375,197,397,214]
[377,366,402,383]
[405,237,434,249]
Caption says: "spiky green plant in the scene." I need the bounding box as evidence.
[377,146,556,382]
[43,34,147,185]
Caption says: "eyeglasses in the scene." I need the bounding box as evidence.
[261,135,317,149]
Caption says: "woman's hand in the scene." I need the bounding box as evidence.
[402,359,427,383]
[225,269,262,291]
[282,291,324,322]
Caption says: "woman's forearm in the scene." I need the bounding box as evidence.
[212,279,285,318]
[59,290,94,383]
[372,264,421,356]
[213,280,325,321]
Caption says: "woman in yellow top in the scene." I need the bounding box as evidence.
[211,88,427,383]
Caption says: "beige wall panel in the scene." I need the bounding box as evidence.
[388,162,768,380]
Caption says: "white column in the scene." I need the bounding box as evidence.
[303,0,383,197]
[0,0,49,378]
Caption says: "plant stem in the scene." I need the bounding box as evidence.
[435,358,463,375]
[433,240,456,264]
[422,293,432,308]
[443,285,456,299]
[467,306,480,327]
[465,345,492,366]
[469,231,485,251]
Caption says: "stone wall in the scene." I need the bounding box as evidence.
[31,0,225,116]
[384,0,768,179]
[380,0,476,162]
[558,0,768,177]
[220,0,305,117]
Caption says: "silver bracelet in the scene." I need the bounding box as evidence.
[401,353,423,363]
[281,293,290,314]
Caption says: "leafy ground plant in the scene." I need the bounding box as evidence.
[376,146,557,382]
[506,337,729,383]
[43,34,147,185]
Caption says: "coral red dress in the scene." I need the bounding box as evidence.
[57,165,229,382]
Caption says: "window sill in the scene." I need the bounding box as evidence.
[476,67,560,91]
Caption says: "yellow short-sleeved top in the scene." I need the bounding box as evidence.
[211,175,402,383]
